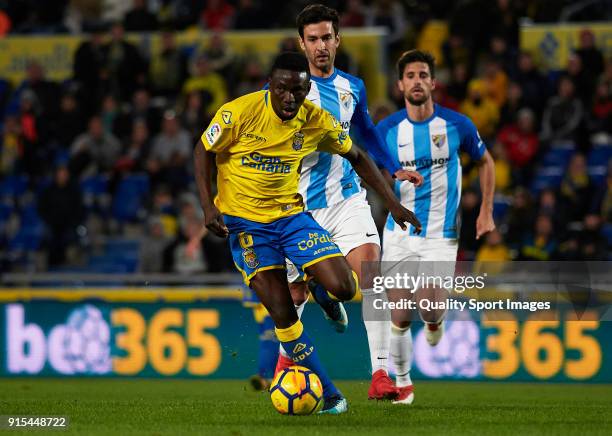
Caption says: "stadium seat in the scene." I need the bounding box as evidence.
[86,255,131,273]
[104,238,140,255]
[0,175,28,200]
[0,202,12,236]
[587,145,612,186]
[101,238,140,272]
[81,174,110,214]
[35,176,53,195]
[111,174,150,222]
[8,225,43,251]
[0,202,12,222]
[530,166,564,193]
[541,144,575,167]
[493,196,511,221]
[603,223,612,247]
[19,203,43,227]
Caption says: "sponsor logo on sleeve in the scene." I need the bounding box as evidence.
[205,123,222,146]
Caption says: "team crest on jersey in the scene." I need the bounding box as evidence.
[205,123,221,145]
[340,92,352,111]
[432,134,446,148]
[221,110,232,125]
[242,247,259,269]
[292,131,304,150]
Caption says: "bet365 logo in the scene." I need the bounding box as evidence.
[6,304,111,375]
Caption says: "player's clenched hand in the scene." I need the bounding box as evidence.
[204,206,229,237]
[476,212,495,240]
[394,169,424,187]
[389,203,422,234]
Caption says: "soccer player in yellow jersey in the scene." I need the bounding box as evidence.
[194,53,421,414]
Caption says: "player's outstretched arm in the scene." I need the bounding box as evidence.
[341,145,421,233]
[193,140,229,237]
[475,149,495,240]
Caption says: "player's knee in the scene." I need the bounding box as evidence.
[359,243,380,262]
[328,270,358,301]
[289,281,309,306]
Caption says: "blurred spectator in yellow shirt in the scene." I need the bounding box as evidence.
[460,79,499,140]
[475,229,512,275]
[182,56,228,118]
[483,58,508,108]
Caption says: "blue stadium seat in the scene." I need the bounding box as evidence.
[8,225,43,251]
[80,175,109,196]
[81,175,110,214]
[493,196,511,221]
[111,174,150,222]
[530,166,564,193]
[0,202,13,236]
[101,239,140,272]
[54,149,70,166]
[541,145,575,167]
[104,238,140,255]
[35,176,53,195]
[0,175,28,199]
[19,203,43,227]
[587,145,612,186]
[87,255,131,273]
[0,202,12,222]
[603,224,612,247]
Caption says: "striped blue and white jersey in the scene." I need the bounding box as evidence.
[376,104,486,239]
[298,69,400,210]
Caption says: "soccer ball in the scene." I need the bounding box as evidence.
[269,366,324,415]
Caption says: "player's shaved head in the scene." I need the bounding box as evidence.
[270,52,311,79]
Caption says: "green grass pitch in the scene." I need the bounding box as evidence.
[1,379,610,435]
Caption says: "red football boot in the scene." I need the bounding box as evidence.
[367,369,400,400]
[392,385,415,404]
[273,354,294,377]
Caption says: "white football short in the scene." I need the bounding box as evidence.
[381,229,458,291]
[286,190,379,282]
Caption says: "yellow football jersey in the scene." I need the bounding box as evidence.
[200,90,352,223]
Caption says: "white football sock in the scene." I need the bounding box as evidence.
[361,288,390,374]
[390,324,413,387]
[279,300,307,358]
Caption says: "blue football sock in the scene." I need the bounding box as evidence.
[258,315,278,379]
[310,280,334,304]
[276,320,340,399]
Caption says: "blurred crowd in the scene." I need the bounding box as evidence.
[0,0,610,272]
[1,0,610,35]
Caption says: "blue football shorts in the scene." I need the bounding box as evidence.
[225,212,343,286]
